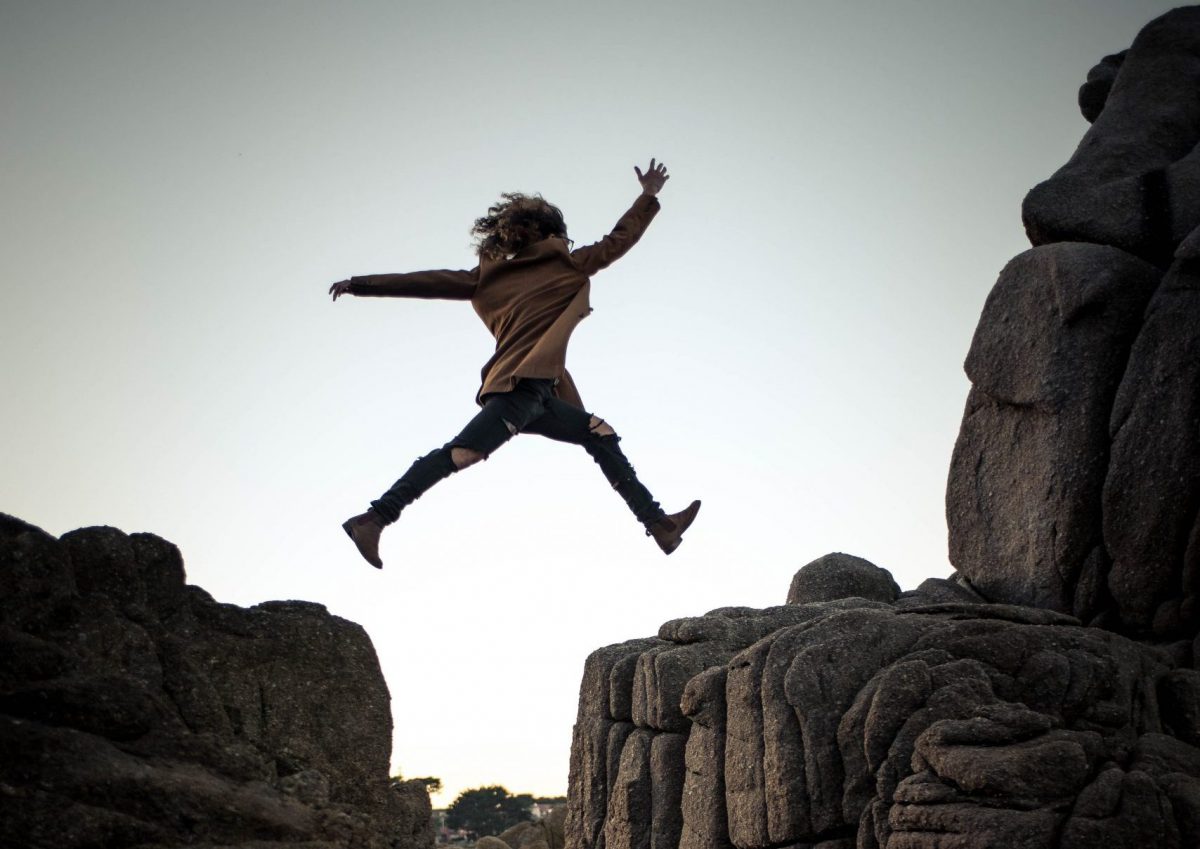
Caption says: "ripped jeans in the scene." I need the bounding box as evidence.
[370,378,666,527]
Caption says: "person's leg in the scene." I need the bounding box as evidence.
[524,399,667,526]
[343,380,553,567]
[372,380,554,522]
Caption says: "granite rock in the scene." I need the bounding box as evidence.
[0,513,428,849]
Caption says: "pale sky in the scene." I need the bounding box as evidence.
[1,0,1174,807]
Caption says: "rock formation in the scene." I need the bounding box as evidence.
[494,807,567,849]
[0,513,433,849]
[566,7,1200,849]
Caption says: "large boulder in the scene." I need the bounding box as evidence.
[946,242,1160,619]
[786,553,899,605]
[1104,246,1200,636]
[0,513,429,849]
[1023,7,1200,263]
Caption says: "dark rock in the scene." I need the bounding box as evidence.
[571,595,1189,849]
[633,642,731,733]
[178,596,394,810]
[893,577,983,609]
[0,674,170,741]
[786,553,899,605]
[567,638,662,849]
[650,733,686,849]
[62,526,145,609]
[0,513,427,849]
[946,243,1160,617]
[1160,669,1200,745]
[1104,256,1200,635]
[567,717,614,849]
[0,514,75,623]
[0,626,72,686]
[279,767,331,806]
[1060,768,1181,848]
[1023,7,1200,261]
[887,799,1062,849]
[680,668,730,849]
[1078,51,1127,123]
[605,728,653,849]
[131,532,187,619]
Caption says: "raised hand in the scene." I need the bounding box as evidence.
[329,279,352,301]
[634,158,670,196]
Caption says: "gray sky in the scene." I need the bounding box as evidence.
[1,0,1174,806]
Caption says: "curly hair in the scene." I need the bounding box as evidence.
[471,193,570,260]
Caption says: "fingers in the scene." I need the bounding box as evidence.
[637,159,668,180]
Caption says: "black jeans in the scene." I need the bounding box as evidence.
[370,379,665,527]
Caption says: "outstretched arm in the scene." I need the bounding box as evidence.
[569,158,669,276]
[329,267,479,301]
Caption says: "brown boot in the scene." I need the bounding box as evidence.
[647,500,701,555]
[342,510,385,569]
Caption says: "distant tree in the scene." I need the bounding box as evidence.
[446,785,533,837]
[389,773,442,794]
[415,776,443,794]
[534,796,567,804]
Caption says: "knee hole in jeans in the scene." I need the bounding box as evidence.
[450,446,484,470]
[588,415,617,438]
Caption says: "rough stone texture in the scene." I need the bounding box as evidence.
[1104,252,1200,636]
[947,6,1200,639]
[568,588,1200,849]
[786,553,900,605]
[946,242,1161,619]
[1078,51,1126,124]
[1023,7,1200,263]
[0,513,430,849]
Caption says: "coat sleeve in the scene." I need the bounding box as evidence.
[569,194,660,276]
[348,267,479,300]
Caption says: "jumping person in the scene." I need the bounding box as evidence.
[329,159,700,568]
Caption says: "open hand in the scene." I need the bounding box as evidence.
[329,280,352,301]
[635,158,669,196]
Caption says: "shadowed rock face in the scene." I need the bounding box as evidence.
[946,243,1161,619]
[1023,6,1200,264]
[949,5,1200,638]
[0,513,433,849]
[568,8,1200,849]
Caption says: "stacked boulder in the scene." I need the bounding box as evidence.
[0,513,433,849]
[950,4,1200,637]
[566,7,1200,849]
[567,558,1200,849]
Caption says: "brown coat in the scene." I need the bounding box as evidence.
[348,193,660,409]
